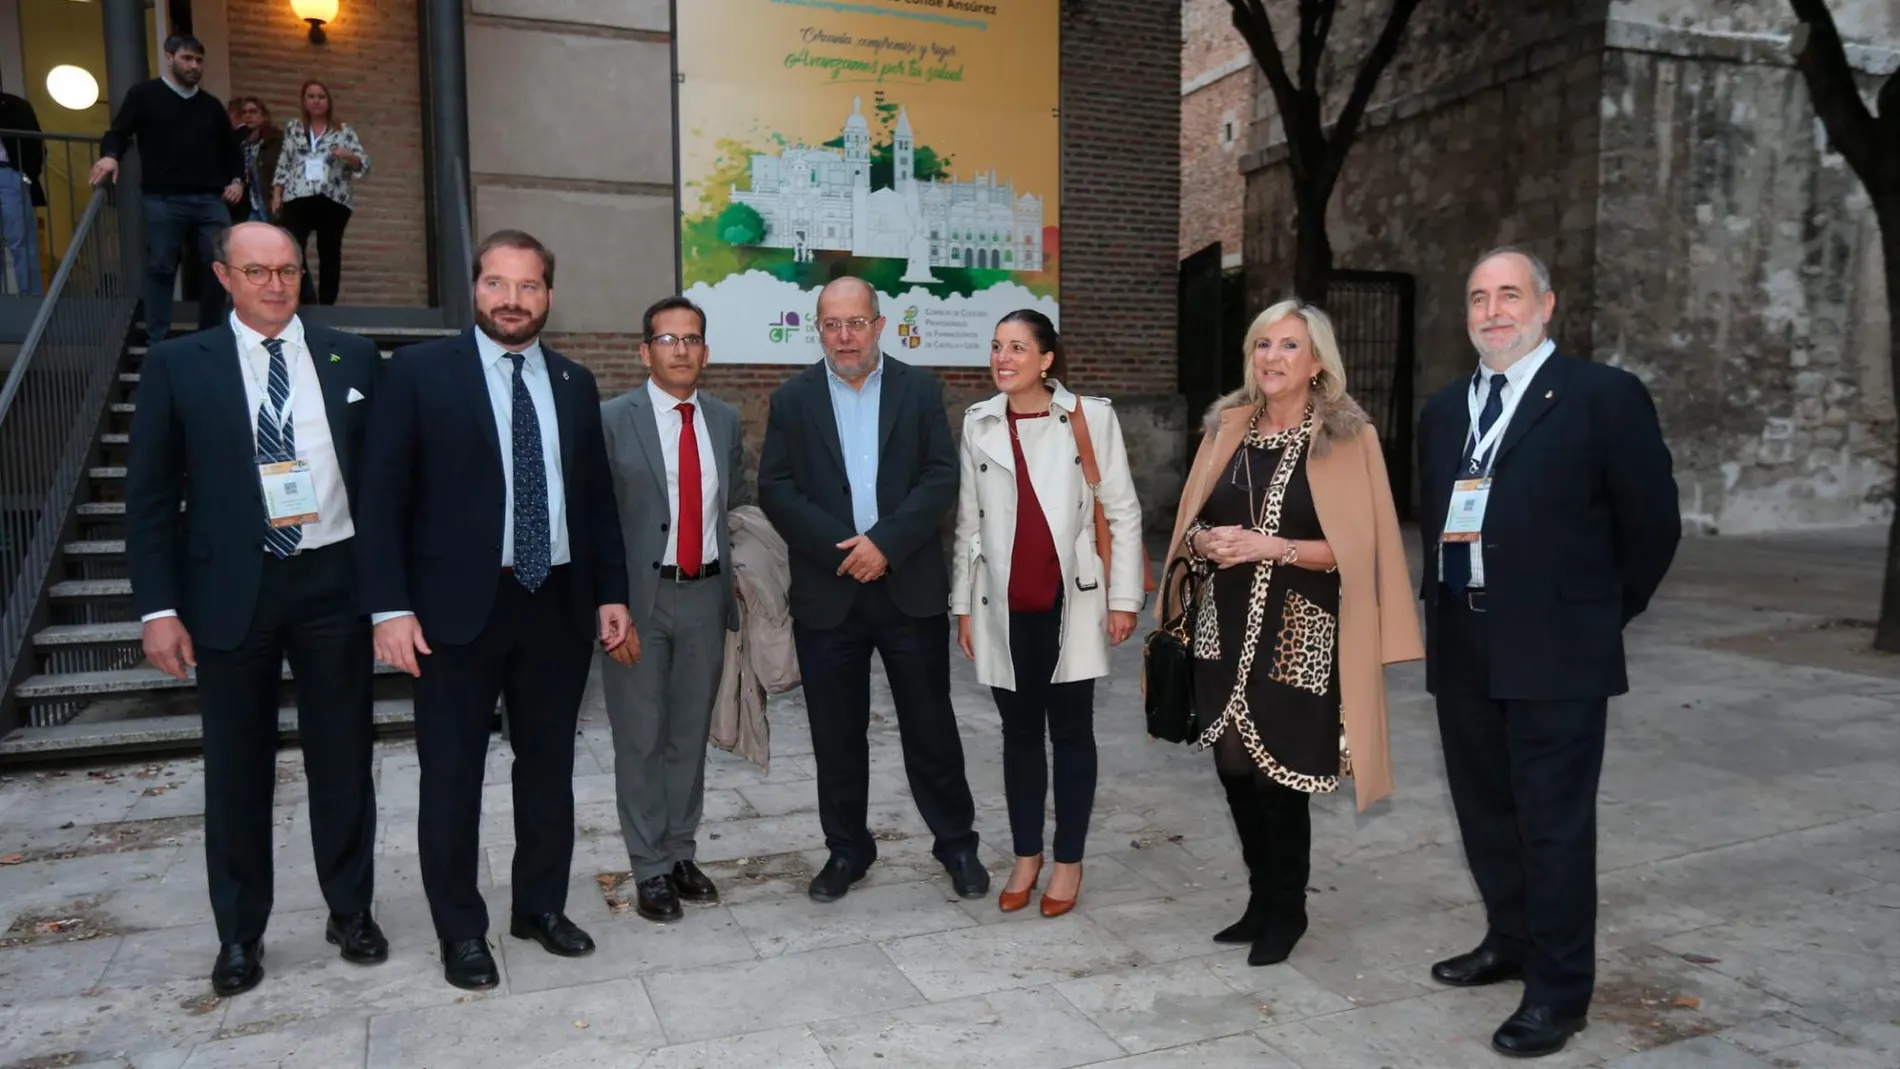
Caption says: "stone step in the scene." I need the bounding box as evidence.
[89,467,126,480]
[34,620,142,646]
[102,433,128,446]
[120,371,138,384]
[62,539,124,556]
[78,502,124,517]
[110,402,134,415]
[49,577,131,598]
[0,700,418,758]
[15,659,407,699]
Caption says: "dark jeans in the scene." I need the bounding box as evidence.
[793,580,979,870]
[991,605,1097,863]
[142,192,229,341]
[280,195,352,305]
[194,541,375,945]
[1434,588,1608,1017]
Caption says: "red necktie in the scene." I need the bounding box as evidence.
[676,402,701,576]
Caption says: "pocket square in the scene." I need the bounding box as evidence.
[346,387,365,403]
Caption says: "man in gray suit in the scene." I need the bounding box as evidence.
[599,295,747,923]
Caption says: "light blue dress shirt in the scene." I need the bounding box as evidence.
[826,356,884,535]
[475,329,571,569]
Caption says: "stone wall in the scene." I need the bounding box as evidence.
[1181,0,1254,265]
[225,0,429,305]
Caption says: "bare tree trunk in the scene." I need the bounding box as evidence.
[1293,195,1333,305]
[1875,194,1900,651]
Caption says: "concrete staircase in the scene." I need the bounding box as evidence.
[0,325,461,760]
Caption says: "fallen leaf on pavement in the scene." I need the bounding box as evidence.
[1680,953,1721,964]
[1673,995,1701,1010]
[0,854,24,865]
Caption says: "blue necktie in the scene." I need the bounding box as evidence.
[257,337,302,559]
[1443,372,1506,592]
[508,353,550,592]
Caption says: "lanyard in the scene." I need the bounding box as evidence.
[1462,372,1522,477]
[307,125,325,154]
[243,339,299,447]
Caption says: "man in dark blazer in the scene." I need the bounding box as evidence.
[126,221,386,996]
[758,275,986,904]
[1417,246,1680,1059]
[598,295,746,923]
[354,229,630,991]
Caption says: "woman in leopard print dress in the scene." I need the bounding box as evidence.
[1163,300,1422,969]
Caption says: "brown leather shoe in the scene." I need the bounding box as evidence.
[997,856,1043,913]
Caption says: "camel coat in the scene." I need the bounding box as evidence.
[1160,389,1423,811]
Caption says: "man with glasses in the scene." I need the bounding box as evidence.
[125,222,386,996]
[758,275,986,904]
[596,295,746,923]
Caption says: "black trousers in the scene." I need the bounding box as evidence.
[991,605,1096,863]
[279,194,352,306]
[793,580,978,869]
[1434,588,1608,1016]
[413,566,592,941]
[194,540,375,945]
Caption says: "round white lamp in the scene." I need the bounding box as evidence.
[290,0,339,43]
[46,65,100,111]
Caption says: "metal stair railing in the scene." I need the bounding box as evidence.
[0,184,135,732]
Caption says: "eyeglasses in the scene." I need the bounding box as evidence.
[818,316,876,335]
[646,333,706,350]
[227,264,304,286]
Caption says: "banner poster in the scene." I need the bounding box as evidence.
[675,0,1060,365]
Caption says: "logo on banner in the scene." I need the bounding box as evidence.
[766,311,804,344]
[896,306,924,349]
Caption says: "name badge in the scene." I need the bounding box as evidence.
[259,459,319,528]
[1441,477,1490,544]
[303,156,325,183]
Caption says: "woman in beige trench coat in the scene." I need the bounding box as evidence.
[1160,299,1422,967]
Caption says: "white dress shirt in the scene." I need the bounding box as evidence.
[1440,337,1556,588]
[647,378,721,566]
[141,313,351,623]
[475,329,571,570]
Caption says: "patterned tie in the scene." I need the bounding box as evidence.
[257,337,302,559]
[675,402,702,576]
[1442,372,1507,592]
[508,353,550,591]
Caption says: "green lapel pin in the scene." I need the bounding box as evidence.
[329,353,342,363]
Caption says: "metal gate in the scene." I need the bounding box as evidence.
[1325,269,1416,517]
[1176,243,1248,463]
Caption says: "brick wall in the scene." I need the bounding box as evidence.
[225,0,429,305]
[1181,0,1252,263]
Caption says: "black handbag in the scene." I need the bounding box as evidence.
[1141,558,1199,743]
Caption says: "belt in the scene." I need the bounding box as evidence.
[659,559,721,581]
[1459,587,1487,612]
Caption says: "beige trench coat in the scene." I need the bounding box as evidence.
[711,505,799,770]
[1160,390,1423,811]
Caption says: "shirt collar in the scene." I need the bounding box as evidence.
[824,352,884,391]
[1474,337,1555,393]
[161,75,198,99]
[230,311,305,354]
[646,377,699,411]
[474,327,543,372]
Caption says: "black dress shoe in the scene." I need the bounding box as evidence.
[1491,1002,1586,1058]
[508,912,596,957]
[325,911,389,964]
[672,860,719,904]
[943,851,991,900]
[1212,897,1268,945]
[808,855,867,903]
[211,940,264,996]
[635,875,683,923]
[1431,945,1523,987]
[440,938,499,990]
[1246,904,1308,967]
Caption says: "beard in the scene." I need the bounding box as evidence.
[475,304,548,348]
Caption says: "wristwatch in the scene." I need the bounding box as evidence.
[1278,540,1299,566]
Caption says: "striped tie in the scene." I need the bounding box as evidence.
[258,337,302,559]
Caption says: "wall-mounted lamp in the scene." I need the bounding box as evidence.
[289,0,339,44]
[46,65,100,111]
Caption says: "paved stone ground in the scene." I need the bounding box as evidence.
[2,527,1897,1068]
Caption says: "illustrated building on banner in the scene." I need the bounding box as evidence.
[730,97,1044,281]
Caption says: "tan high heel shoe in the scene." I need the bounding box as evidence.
[997,856,1044,912]
[1040,862,1083,917]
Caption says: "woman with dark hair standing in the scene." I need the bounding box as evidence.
[952,310,1144,917]
[233,97,283,224]
[272,80,370,304]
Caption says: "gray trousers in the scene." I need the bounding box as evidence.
[602,576,728,882]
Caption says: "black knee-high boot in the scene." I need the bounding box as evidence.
[1213,768,1272,944]
[1248,777,1312,966]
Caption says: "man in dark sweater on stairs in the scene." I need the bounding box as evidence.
[89,34,243,343]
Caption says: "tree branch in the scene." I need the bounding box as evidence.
[1329,0,1423,183]
[1788,0,1887,186]
[1296,0,1335,98]
[1229,0,1322,184]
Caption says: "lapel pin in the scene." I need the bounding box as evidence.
[1545,390,1554,399]
[563,370,571,381]
[329,353,341,363]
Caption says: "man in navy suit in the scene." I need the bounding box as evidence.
[126,221,386,996]
[1417,247,1680,1058]
[354,229,631,990]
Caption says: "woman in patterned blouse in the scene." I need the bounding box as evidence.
[1159,300,1422,968]
[271,80,370,305]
